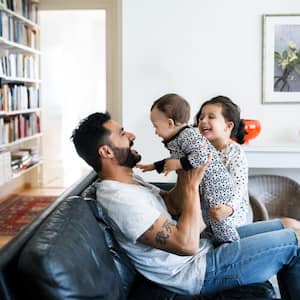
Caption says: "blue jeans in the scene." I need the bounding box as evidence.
[201,219,300,300]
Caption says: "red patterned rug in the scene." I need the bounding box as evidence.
[0,195,57,236]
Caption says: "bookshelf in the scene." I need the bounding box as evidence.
[0,0,41,190]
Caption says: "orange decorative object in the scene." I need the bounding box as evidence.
[244,119,261,144]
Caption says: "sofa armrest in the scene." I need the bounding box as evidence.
[17,196,125,300]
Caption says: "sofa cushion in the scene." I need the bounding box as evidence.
[81,183,137,297]
[17,196,125,300]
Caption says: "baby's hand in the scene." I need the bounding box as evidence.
[163,159,181,176]
[209,204,233,221]
[136,163,155,172]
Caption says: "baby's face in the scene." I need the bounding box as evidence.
[150,106,175,140]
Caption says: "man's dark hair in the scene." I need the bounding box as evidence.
[194,96,247,144]
[151,93,190,124]
[71,112,111,172]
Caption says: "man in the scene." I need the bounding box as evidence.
[72,112,300,299]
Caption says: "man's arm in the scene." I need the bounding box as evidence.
[163,175,185,216]
[138,160,210,256]
[163,153,212,216]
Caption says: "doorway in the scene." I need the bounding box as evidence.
[40,9,106,187]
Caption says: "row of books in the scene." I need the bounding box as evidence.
[0,146,40,185]
[0,84,39,111]
[0,51,38,79]
[0,150,11,185]
[0,111,40,145]
[0,0,38,24]
[11,146,39,173]
[0,11,38,48]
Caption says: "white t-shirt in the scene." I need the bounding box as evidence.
[96,174,212,295]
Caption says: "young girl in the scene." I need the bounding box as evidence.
[137,93,240,245]
[195,95,252,226]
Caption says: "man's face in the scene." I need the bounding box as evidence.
[103,120,141,167]
[111,144,141,168]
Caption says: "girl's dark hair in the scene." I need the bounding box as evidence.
[71,112,111,172]
[194,96,247,144]
[151,93,190,124]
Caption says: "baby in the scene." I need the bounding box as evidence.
[137,93,239,245]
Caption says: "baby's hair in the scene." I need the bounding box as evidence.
[195,95,247,144]
[151,93,190,124]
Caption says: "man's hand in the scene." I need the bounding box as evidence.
[166,154,212,217]
[163,158,181,176]
[136,163,155,172]
[177,153,212,190]
[209,204,233,221]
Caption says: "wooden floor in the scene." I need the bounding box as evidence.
[0,185,65,248]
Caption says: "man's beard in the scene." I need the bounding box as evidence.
[111,146,141,168]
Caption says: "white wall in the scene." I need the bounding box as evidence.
[122,0,300,182]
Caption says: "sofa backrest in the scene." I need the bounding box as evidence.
[17,196,126,300]
[81,183,137,296]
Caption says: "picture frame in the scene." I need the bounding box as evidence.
[0,0,6,8]
[262,14,300,104]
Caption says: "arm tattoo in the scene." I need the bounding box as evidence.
[155,220,174,245]
[162,220,173,233]
[156,231,169,245]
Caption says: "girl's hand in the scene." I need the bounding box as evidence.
[209,204,233,221]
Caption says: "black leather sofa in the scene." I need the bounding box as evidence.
[0,171,279,300]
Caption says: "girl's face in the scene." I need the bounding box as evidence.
[150,106,175,140]
[198,104,233,144]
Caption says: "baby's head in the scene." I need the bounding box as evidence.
[150,93,190,140]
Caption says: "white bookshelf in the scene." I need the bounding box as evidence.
[11,160,42,180]
[0,37,41,54]
[0,75,41,83]
[0,1,41,191]
[0,108,41,116]
[0,3,39,28]
[0,132,42,149]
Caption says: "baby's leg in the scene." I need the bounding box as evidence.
[200,156,239,244]
[210,216,240,245]
[201,198,239,244]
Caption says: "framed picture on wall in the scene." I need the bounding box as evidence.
[0,0,6,7]
[262,14,300,104]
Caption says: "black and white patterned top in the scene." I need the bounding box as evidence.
[218,142,252,225]
[154,125,240,243]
